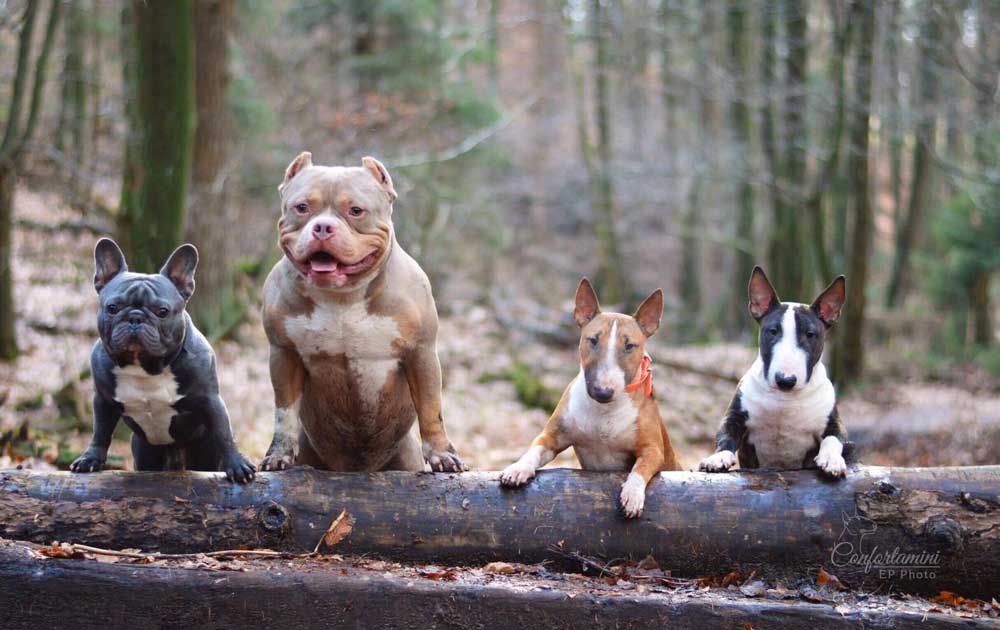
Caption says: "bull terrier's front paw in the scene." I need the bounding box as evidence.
[426,449,466,472]
[815,449,847,477]
[223,451,256,483]
[699,450,737,473]
[70,449,106,473]
[499,462,536,487]
[619,474,646,518]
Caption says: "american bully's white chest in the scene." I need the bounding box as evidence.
[561,374,639,471]
[740,358,836,468]
[113,365,181,445]
[284,301,401,401]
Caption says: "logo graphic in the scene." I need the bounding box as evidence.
[831,509,941,580]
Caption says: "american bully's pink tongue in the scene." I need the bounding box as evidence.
[309,258,339,273]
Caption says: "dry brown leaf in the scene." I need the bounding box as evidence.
[418,566,457,581]
[315,509,354,552]
[38,543,85,559]
[173,496,191,504]
[932,591,965,608]
[485,561,516,575]
[817,567,845,590]
[721,571,743,588]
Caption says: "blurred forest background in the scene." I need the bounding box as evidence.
[0,0,997,472]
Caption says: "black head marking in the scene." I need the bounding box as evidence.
[793,305,826,382]
[757,304,788,381]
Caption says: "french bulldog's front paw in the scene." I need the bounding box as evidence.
[619,474,647,518]
[699,450,737,473]
[70,451,105,473]
[815,450,848,478]
[427,449,466,472]
[499,462,536,487]
[223,452,256,483]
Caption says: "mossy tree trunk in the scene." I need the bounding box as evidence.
[830,0,876,386]
[117,0,196,273]
[186,0,237,336]
[0,0,63,361]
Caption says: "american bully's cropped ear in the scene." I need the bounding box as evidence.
[811,275,847,327]
[633,289,664,338]
[279,151,313,195]
[362,156,397,202]
[160,244,199,301]
[94,238,128,293]
[748,266,780,321]
[574,277,601,327]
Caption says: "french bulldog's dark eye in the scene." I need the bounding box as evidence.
[805,330,817,339]
[106,304,119,315]
[156,307,170,318]
[349,206,365,217]
[293,202,309,215]
[587,336,598,347]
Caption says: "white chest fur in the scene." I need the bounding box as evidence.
[284,301,401,403]
[561,373,639,471]
[740,358,836,468]
[113,365,182,445]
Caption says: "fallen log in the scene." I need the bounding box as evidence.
[0,540,988,630]
[1,466,998,599]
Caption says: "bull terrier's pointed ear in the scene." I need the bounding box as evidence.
[574,277,601,327]
[811,275,846,327]
[748,266,780,321]
[362,156,397,202]
[94,238,128,293]
[633,289,664,338]
[160,244,199,301]
[279,151,313,195]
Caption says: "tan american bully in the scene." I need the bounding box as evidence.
[259,152,464,472]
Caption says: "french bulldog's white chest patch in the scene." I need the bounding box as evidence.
[740,361,836,468]
[562,373,638,471]
[284,301,401,403]
[113,365,181,445]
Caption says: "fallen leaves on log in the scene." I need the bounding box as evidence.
[817,567,846,591]
[314,509,354,553]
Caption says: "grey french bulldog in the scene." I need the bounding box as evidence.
[70,238,255,483]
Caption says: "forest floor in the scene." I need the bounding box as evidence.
[1,187,999,472]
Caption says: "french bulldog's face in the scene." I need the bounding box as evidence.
[93,238,197,369]
[277,152,397,290]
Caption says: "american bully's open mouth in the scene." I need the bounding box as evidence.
[302,250,380,285]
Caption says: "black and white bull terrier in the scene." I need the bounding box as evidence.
[700,266,849,477]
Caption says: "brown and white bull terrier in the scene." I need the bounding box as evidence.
[258,152,464,472]
[500,279,680,518]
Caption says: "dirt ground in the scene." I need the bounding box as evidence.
[1,188,999,472]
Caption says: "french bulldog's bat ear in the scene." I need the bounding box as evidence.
[160,244,199,301]
[362,156,397,202]
[94,237,127,293]
[633,289,664,338]
[748,266,780,321]
[811,275,846,327]
[279,151,313,195]
[573,277,601,327]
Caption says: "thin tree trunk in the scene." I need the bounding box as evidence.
[885,0,904,228]
[659,0,677,169]
[85,0,102,210]
[488,0,501,100]
[118,0,196,273]
[590,0,629,305]
[0,0,63,361]
[725,0,753,337]
[760,1,783,290]
[886,2,941,309]
[831,0,876,386]
[186,0,237,335]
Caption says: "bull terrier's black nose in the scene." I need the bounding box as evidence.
[775,372,797,391]
[312,219,337,240]
[591,386,614,403]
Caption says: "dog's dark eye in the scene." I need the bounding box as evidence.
[293,202,309,215]
[349,206,365,217]
[805,330,816,339]
[624,342,636,353]
[768,326,780,336]
[587,336,598,348]
[156,307,170,318]
[105,303,119,315]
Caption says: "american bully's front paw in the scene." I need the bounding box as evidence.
[815,448,848,477]
[499,462,536,487]
[70,449,106,473]
[619,473,647,518]
[699,450,737,473]
[426,448,466,472]
[223,451,256,483]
